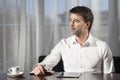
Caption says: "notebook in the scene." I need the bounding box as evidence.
[56,72,81,78]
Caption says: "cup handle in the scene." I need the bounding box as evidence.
[8,68,12,73]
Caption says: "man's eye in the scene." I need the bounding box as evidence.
[74,20,80,23]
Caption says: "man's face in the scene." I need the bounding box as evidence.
[69,13,89,36]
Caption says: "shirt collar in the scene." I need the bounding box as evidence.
[71,34,97,47]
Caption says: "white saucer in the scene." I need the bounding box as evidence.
[7,72,24,77]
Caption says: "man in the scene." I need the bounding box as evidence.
[33,6,114,75]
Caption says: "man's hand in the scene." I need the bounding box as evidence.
[33,64,46,76]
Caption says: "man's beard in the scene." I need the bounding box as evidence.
[72,30,83,37]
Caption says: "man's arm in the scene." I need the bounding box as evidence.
[33,42,62,75]
[103,43,115,73]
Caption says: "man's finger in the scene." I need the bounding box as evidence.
[38,66,45,75]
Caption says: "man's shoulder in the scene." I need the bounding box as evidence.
[93,36,107,47]
[60,36,74,44]
[62,35,74,41]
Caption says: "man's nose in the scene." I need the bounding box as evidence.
[70,21,74,26]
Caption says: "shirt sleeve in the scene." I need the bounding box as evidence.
[40,41,62,71]
[102,43,115,73]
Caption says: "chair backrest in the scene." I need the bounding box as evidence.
[113,56,120,73]
[38,55,64,72]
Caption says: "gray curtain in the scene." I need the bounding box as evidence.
[0,0,71,73]
[109,0,120,56]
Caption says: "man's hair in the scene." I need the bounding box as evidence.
[69,6,94,32]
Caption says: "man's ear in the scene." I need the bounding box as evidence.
[85,21,90,29]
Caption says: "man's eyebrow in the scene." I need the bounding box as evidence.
[69,18,80,20]
[72,19,80,21]
[74,19,80,20]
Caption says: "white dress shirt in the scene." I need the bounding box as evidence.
[40,34,114,73]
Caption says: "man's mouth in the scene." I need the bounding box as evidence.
[71,28,76,31]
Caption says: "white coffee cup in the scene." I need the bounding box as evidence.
[8,66,20,74]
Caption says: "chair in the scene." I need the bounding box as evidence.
[38,55,64,72]
[113,56,120,73]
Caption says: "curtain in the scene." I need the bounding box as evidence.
[0,0,72,73]
[0,0,120,73]
[109,0,120,56]
[0,0,45,73]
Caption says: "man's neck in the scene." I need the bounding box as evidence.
[75,32,89,46]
